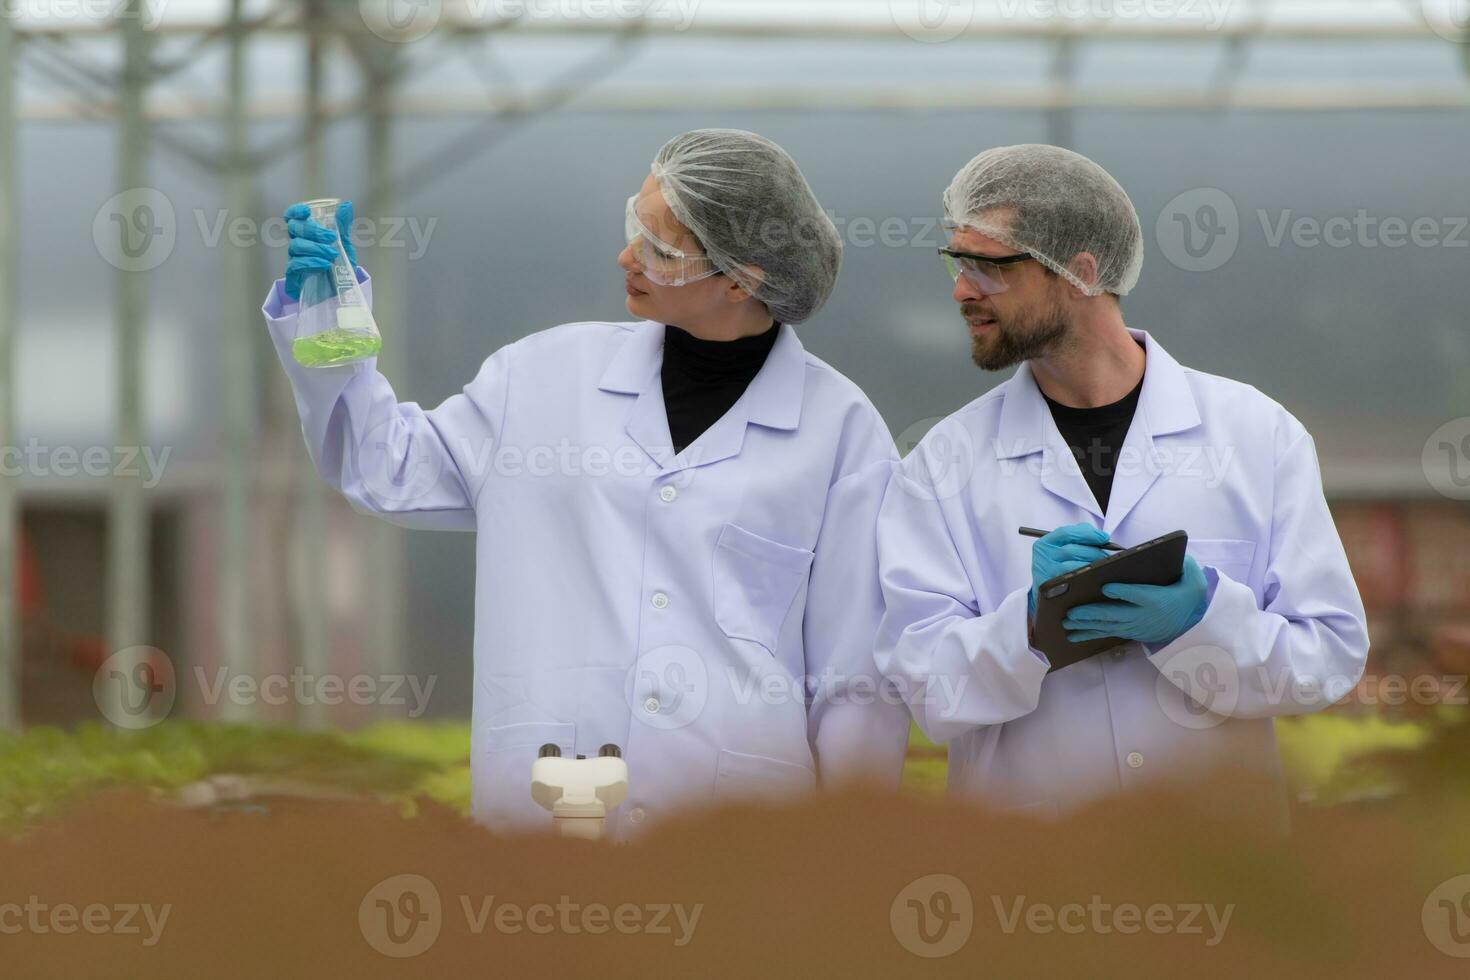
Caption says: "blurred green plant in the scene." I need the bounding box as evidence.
[1275,711,1434,805]
[1338,708,1470,806]
[0,721,471,833]
[0,710,1453,833]
[901,721,947,795]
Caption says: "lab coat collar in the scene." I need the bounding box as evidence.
[993,327,1203,532]
[597,320,663,395]
[598,320,806,472]
[739,323,806,431]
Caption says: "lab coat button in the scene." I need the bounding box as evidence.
[628,807,646,823]
[659,486,677,503]
[1126,751,1144,769]
[651,592,669,609]
[643,697,660,714]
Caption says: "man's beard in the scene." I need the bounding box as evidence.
[965,297,1069,371]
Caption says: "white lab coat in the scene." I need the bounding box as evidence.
[262,274,911,839]
[875,327,1368,824]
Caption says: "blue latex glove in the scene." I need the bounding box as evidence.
[284,200,358,301]
[1062,556,1210,645]
[1028,523,1113,621]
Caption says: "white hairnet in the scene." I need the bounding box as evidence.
[651,129,842,324]
[943,144,1144,297]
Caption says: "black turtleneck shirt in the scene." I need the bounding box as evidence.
[661,322,780,454]
[1041,367,1144,516]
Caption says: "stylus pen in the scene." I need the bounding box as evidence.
[1017,526,1124,551]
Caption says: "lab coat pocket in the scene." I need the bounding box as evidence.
[1187,538,1257,588]
[712,522,815,656]
[714,749,817,804]
[473,721,575,833]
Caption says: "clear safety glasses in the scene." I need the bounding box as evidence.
[939,247,1037,294]
[625,196,720,287]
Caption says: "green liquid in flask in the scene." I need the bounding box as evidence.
[292,328,382,368]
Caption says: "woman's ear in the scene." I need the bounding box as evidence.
[723,265,764,305]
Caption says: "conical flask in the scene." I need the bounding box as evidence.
[291,197,382,368]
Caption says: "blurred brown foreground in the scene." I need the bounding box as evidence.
[4,772,1469,979]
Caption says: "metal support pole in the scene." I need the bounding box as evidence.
[363,56,404,684]
[217,0,255,721]
[295,0,330,728]
[0,16,20,732]
[106,0,151,711]
[1045,35,1075,150]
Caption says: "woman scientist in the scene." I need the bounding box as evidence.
[262,129,912,838]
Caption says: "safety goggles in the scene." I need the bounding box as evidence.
[939,247,1036,294]
[625,196,720,287]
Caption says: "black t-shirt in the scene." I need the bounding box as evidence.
[1040,359,1144,515]
[661,322,780,454]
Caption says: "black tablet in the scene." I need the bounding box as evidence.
[1029,530,1189,672]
